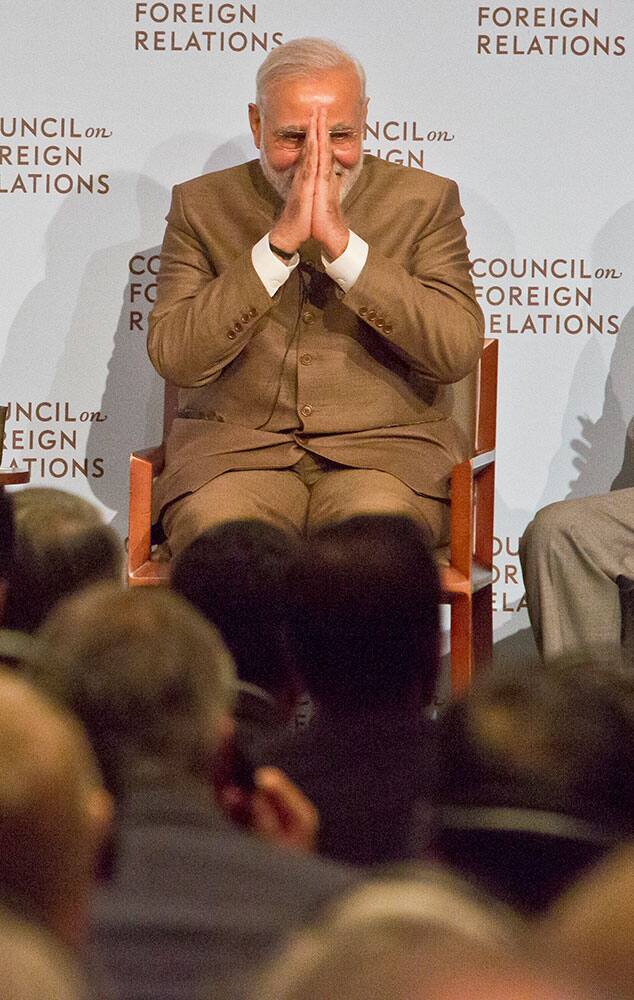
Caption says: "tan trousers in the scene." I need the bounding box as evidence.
[519,487,634,662]
[163,452,450,557]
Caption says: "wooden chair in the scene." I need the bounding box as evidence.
[128,382,177,587]
[438,338,498,691]
[128,340,498,691]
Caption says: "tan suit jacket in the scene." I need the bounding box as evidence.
[148,155,484,524]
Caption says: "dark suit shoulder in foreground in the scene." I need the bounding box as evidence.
[88,780,356,1000]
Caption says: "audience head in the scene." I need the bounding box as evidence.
[30,583,236,801]
[432,654,634,913]
[4,487,123,633]
[0,907,86,1000]
[0,669,110,947]
[544,843,634,998]
[171,519,302,712]
[288,515,440,711]
[255,866,581,1000]
[0,487,15,621]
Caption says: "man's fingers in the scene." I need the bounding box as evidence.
[302,107,318,176]
[316,106,332,179]
[252,766,318,852]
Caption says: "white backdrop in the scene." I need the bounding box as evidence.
[1,1,632,639]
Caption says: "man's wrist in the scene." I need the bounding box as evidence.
[252,233,298,296]
[322,229,368,293]
[269,238,296,261]
[321,228,350,263]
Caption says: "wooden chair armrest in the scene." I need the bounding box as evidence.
[128,444,165,575]
[131,445,165,474]
[0,468,31,486]
[470,448,496,472]
[449,449,496,579]
[449,458,474,579]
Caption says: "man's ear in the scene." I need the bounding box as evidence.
[86,788,114,861]
[248,103,262,149]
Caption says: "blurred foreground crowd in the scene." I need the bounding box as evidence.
[1,484,634,1000]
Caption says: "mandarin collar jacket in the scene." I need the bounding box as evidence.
[148,155,484,523]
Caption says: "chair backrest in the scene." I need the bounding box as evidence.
[437,338,498,459]
[432,804,613,914]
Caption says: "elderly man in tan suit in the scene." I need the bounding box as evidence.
[148,37,484,555]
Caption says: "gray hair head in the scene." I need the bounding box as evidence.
[4,487,123,633]
[33,583,237,797]
[254,867,522,1000]
[256,37,366,111]
[0,906,87,1000]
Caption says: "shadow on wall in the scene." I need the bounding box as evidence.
[566,306,634,496]
[464,198,633,651]
[0,130,255,534]
[43,172,170,536]
[80,135,254,535]
[541,200,634,502]
[0,173,161,404]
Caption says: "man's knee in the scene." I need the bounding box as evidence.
[163,498,220,557]
[521,497,590,570]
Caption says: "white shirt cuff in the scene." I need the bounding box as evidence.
[251,233,299,297]
[322,230,369,293]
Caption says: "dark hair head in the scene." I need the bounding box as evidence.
[288,515,441,710]
[436,653,634,825]
[4,488,123,633]
[171,519,302,699]
[432,653,634,912]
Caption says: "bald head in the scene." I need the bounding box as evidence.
[0,906,86,1000]
[0,670,107,946]
[544,844,634,996]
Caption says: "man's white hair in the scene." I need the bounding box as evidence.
[256,37,366,111]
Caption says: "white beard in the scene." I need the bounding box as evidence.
[259,145,364,203]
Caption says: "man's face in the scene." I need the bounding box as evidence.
[248,65,367,200]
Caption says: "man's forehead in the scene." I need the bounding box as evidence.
[263,68,363,123]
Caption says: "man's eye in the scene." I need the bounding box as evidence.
[279,131,305,146]
[330,131,356,144]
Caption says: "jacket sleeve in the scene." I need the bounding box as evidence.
[147,184,275,387]
[342,178,484,384]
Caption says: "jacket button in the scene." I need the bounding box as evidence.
[367,309,376,321]
[300,354,313,366]
[227,330,237,340]
[248,307,257,318]
[376,317,384,329]
[384,324,393,335]
[233,322,243,333]
[240,312,250,323]
[302,310,314,324]
[359,306,367,317]
[300,404,313,417]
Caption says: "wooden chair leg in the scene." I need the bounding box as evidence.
[450,594,474,694]
[473,584,493,672]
